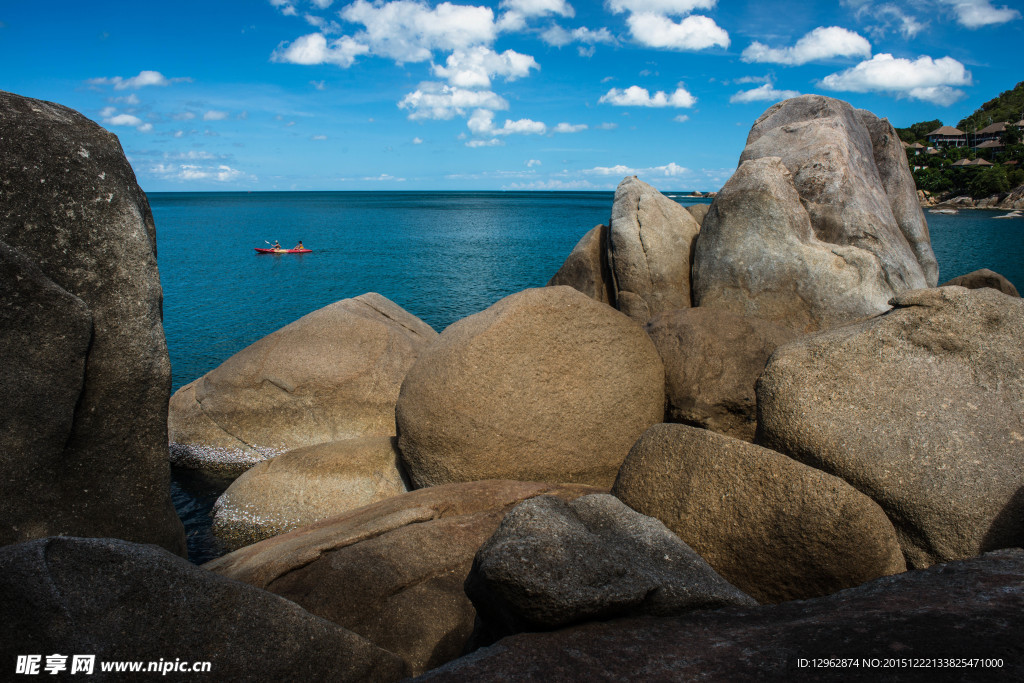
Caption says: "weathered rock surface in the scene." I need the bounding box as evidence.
[858,109,939,286]
[207,480,601,676]
[0,537,407,682]
[757,286,1024,568]
[612,424,906,603]
[416,549,1024,681]
[547,224,613,304]
[396,286,664,489]
[211,436,410,550]
[608,176,701,320]
[999,183,1024,210]
[645,308,799,441]
[465,494,754,645]
[0,91,185,555]
[694,95,933,332]
[169,293,437,475]
[941,268,1019,297]
[685,202,711,227]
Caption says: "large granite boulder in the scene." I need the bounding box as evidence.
[396,286,665,489]
[645,308,799,441]
[612,424,906,603]
[416,549,1024,681]
[941,268,1019,297]
[465,494,754,645]
[207,480,601,676]
[693,95,933,332]
[169,293,437,475]
[685,202,711,227]
[607,176,701,320]
[0,91,185,555]
[859,109,939,286]
[0,537,407,681]
[757,286,1024,568]
[547,224,614,304]
[211,436,410,550]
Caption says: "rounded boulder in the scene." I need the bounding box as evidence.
[396,286,665,488]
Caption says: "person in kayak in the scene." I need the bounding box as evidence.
[272,240,282,249]
[294,241,304,250]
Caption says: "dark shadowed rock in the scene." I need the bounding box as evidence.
[547,224,614,304]
[211,436,410,550]
[396,286,664,489]
[608,176,701,320]
[0,537,408,682]
[613,424,906,603]
[941,268,1019,297]
[693,96,933,332]
[206,480,601,676]
[415,549,1024,681]
[858,109,939,287]
[0,91,184,555]
[465,494,754,645]
[757,286,1024,568]
[168,293,437,476]
[645,308,799,441]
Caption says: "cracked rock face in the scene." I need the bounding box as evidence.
[0,91,185,555]
[205,480,602,677]
[756,286,1024,569]
[608,176,701,321]
[168,292,437,476]
[693,95,935,332]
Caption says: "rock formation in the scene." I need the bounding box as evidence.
[168,293,437,475]
[644,308,798,441]
[0,91,185,555]
[757,286,1024,568]
[395,286,665,488]
[0,537,407,681]
[941,268,1019,297]
[546,224,614,304]
[693,95,935,331]
[211,436,410,550]
[607,176,701,320]
[612,424,906,603]
[207,480,601,676]
[465,494,754,645]
[416,549,1024,681]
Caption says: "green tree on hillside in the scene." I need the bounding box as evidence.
[896,119,943,143]
[958,81,1024,132]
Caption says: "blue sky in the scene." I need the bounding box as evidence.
[2,0,1020,191]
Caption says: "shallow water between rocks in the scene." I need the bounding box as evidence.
[150,191,1023,563]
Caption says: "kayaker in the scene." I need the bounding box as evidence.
[272,240,281,249]
[294,241,304,250]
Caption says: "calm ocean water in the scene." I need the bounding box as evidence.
[150,192,1024,562]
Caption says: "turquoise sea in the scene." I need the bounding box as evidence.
[151,192,1024,562]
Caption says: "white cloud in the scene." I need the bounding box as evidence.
[104,113,144,127]
[466,138,505,147]
[597,122,618,129]
[500,0,574,16]
[582,161,690,176]
[599,85,696,107]
[311,134,328,140]
[541,25,617,48]
[311,0,334,8]
[742,26,871,65]
[503,179,599,190]
[820,53,973,105]
[432,46,538,88]
[110,93,140,105]
[340,0,497,63]
[413,136,424,144]
[150,163,253,182]
[172,112,196,121]
[734,75,771,84]
[527,159,542,166]
[607,0,717,14]
[674,114,689,122]
[398,82,509,120]
[89,70,190,90]
[362,173,406,181]
[554,122,587,133]
[730,83,802,103]
[469,108,547,136]
[273,33,370,67]
[203,110,229,121]
[311,80,327,90]
[939,0,1020,27]
[627,13,729,50]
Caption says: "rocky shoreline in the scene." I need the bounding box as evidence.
[2,90,1021,680]
[919,184,1024,210]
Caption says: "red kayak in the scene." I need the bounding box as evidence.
[255,248,312,254]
